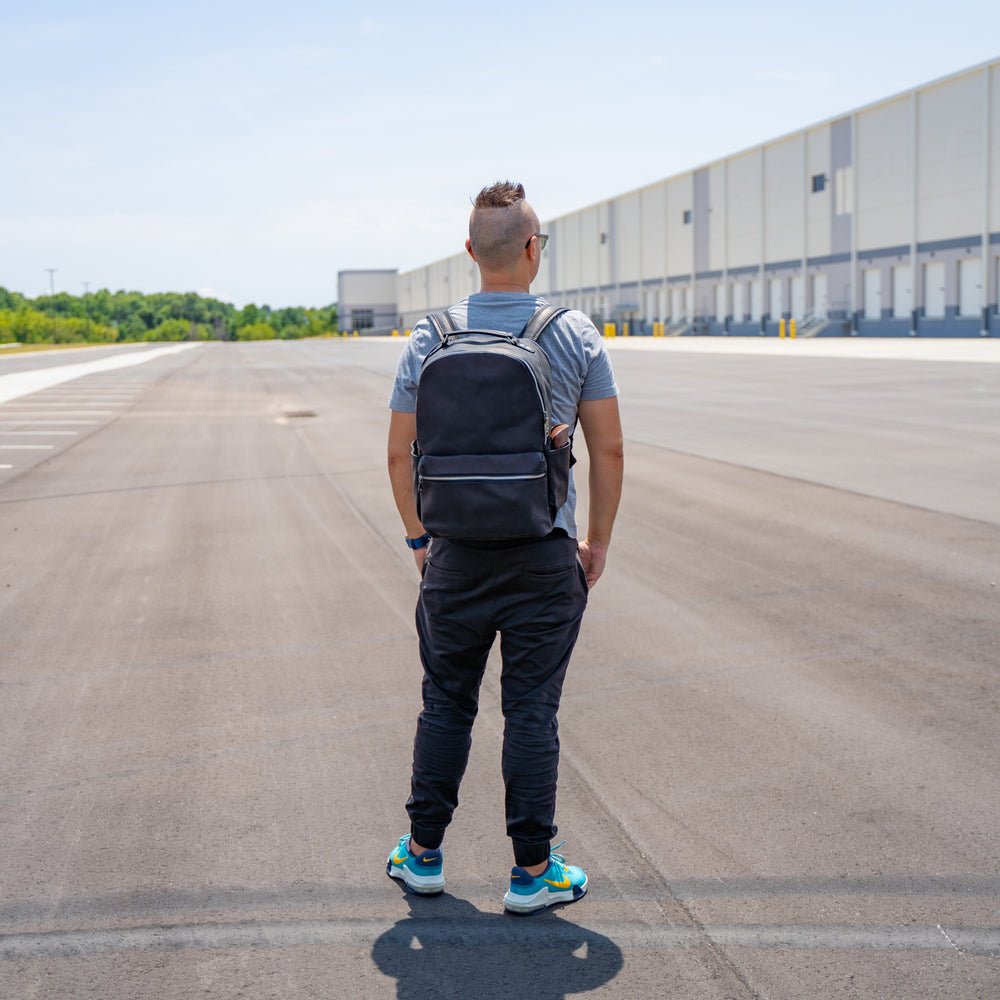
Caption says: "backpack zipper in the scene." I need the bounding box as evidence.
[420,471,546,484]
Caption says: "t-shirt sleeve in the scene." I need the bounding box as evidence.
[579,328,619,401]
[388,322,435,412]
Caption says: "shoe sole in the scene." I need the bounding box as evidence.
[386,862,445,895]
[503,879,588,914]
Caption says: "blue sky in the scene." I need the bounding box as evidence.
[3,1,999,308]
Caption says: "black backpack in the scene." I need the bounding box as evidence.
[410,304,572,541]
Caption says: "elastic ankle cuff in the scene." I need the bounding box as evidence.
[410,826,444,851]
[513,843,550,868]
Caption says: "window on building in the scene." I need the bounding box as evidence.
[834,166,853,216]
[811,173,827,193]
[352,309,374,330]
[682,210,692,224]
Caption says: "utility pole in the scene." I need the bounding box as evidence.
[82,281,90,295]
[44,268,57,295]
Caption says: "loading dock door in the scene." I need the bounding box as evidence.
[811,274,828,319]
[892,266,912,318]
[959,258,981,317]
[769,279,783,320]
[791,276,805,319]
[924,261,945,318]
[863,268,882,320]
[732,282,745,322]
[750,280,763,322]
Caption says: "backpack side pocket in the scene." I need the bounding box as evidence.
[546,439,572,517]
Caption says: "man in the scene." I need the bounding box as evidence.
[386,181,623,913]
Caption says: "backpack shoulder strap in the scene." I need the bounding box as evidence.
[427,310,459,343]
[520,304,569,343]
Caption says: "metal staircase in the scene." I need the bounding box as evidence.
[665,320,695,336]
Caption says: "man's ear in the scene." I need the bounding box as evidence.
[465,238,476,261]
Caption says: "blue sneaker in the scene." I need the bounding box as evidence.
[386,835,444,895]
[503,844,588,914]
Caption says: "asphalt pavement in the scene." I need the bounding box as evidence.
[1,337,997,999]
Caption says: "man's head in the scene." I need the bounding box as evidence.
[466,181,543,291]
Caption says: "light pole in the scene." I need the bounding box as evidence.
[44,268,57,295]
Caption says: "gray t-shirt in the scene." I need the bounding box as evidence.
[389,292,619,538]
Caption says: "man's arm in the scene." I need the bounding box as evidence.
[387,409,428,571]
[576,396,624,588]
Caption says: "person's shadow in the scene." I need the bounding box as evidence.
[372,891,624,999]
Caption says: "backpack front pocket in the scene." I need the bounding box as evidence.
[416,452,552,540]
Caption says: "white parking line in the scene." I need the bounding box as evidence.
[0,343,201,404]
[3,395,125,409]
[0,431,79,435]
[0,420,98,425]
[0,445,55,450]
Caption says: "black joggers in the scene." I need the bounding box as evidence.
[407,533,589,868]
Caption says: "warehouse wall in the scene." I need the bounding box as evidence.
[397,59,1000,337]
[337,269,398,332]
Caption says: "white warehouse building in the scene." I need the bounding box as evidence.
[390,58,999,338]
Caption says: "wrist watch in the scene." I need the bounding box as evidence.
[405,533,431,550]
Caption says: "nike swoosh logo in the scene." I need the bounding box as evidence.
[544,876,571,889]
[392,851,408,865]
[419,856,438,864]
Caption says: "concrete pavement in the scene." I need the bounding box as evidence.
[1,339,997,998]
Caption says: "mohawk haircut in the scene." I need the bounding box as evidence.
[473,181,526,209]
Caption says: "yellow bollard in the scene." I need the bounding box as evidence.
[779,318,786,339]
[353,331,359,338]
[622,322,629,337]
[405,329,411,337]
[392,329,399,337]
[790,318,796,339]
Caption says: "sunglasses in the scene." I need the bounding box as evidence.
[525,233,549,252]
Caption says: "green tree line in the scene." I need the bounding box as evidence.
[0,287,338,345]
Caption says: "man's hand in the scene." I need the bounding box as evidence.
[576,396,623,589]
[412,546,427,574]
[577,537,608,589]
[388,410,429,574]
